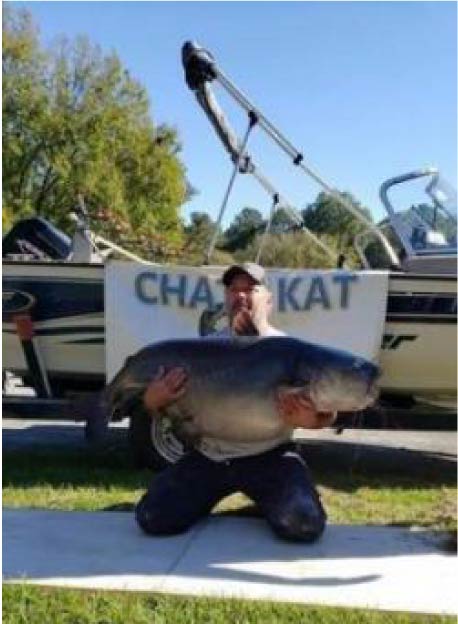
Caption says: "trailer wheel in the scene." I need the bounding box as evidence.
[128,409,187,470]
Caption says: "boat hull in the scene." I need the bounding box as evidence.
[2,262,456,408]
[2,262,105,394]
[380,273,457,409]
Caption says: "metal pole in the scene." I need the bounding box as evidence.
[251,168,339,263]
[214,68,400,267]
[255,194,279,264]
[204,114,257,264]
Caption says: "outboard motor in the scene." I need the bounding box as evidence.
[2,217,72,260]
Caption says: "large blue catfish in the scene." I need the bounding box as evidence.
[105,336,379,442]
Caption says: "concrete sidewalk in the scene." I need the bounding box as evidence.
[3,509,456,615]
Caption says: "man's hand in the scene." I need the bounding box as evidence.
[250,285,273,336]
[143,366,188,413]
[231,307,258,335]
[231,285,272,336]
[276,390,336,429]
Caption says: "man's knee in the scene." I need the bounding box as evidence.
[135,497,192,536]
[269,500,326,543]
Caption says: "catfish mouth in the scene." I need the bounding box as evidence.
[350,374,380,411]
[367,376,380,404]
[357,383,379,411]
[308,367,380,413]
[364,367,381,407]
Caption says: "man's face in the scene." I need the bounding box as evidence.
[224,273,259,321]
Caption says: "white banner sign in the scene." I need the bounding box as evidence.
[105,261,389,382]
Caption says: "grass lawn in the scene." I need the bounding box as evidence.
[3,584,456,624]
[3,442,456,623]
[2,444,456,533]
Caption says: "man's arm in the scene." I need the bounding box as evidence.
[275,391,337,429]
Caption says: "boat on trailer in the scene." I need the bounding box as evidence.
[181,41,457,412]
[370,170,456,410]
[2,43,456,435]
[2,203,146,399]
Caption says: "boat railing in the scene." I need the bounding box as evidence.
[379,169,457,260]
[182,41,401,269]
[69,196,154,265]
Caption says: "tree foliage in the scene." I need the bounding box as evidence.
[176,189,377,269]
[214,192,374,269]
[270,207,298,234]
[178,211,233,266]
[301,191,373,251]
[233,231,338,269]
[2,6,187,256]
[223,207,264,252]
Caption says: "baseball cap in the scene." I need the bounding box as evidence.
[221,262,267,287]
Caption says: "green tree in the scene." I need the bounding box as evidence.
[234,231,338,269]
[223,207,265,252]
[2,7,48,229]
[270,206,298,234]
[178,211,233,266]
[2,7,188,255]
[301,192,373,251]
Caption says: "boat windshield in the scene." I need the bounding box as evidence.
[387,174,457,256]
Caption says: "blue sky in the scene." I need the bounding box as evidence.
[12,1,457,227]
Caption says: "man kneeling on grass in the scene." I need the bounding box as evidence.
[136,263,336,542]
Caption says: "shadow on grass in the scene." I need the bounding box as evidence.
[3,438,456,494]
[2,444,149,491]
[296,439,457,488]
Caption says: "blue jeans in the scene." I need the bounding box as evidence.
[135,443,326,542]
